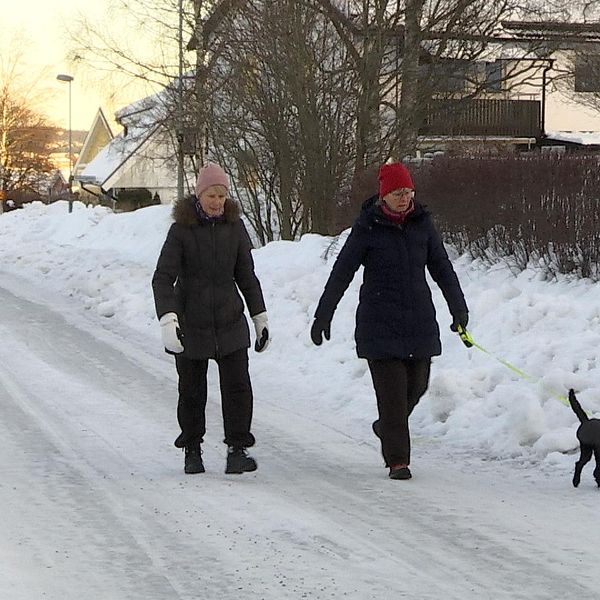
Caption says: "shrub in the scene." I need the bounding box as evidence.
[413,154,600,281]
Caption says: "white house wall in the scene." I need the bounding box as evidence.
[545,51,600,131]
[502,51,600,131]
[413,51,600,133]
[104,137,179,203]
[545,93,600,130]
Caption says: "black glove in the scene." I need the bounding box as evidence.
[450,311,469,333]
[451,312,472,348]
[310,318,331,346]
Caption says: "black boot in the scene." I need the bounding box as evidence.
[389,465,411,480]
[225,447,257,474]
[184,444,205,474]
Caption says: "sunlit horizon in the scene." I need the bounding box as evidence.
[2,0,160,131]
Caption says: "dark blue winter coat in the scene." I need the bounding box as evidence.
[314,196,468,359]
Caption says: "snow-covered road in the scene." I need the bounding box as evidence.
[1,273,598,600]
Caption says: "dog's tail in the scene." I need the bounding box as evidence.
[569,389,589,423]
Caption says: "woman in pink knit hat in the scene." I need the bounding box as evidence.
[152,162,269,476]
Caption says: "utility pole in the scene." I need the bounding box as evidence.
[177,0,185,202]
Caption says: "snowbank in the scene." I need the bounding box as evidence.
[2,200,599,467]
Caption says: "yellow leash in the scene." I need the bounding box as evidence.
[456,325,570,408]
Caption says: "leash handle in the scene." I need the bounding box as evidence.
[456,325,474,348]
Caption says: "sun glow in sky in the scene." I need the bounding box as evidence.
[2,0,155,131]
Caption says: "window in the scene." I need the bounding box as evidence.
[485,61,504,92]
[424,61,468,93]
[575,56,600,92]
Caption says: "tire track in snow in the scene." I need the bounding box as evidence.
[1,277,598,599]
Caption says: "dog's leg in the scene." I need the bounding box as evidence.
[574,445,593,487]
[593,448,600,488]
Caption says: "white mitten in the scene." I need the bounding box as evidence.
[159,312,184,353]
[251,311,269,352]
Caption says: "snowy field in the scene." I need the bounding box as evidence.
[1,200,600,599]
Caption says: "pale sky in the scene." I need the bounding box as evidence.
[2,0,155,131]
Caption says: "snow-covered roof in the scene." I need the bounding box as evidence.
[545,130,600,146]
[77,127,158,188]
[73,108,114,178]
[77,85,176,189]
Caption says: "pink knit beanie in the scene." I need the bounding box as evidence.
[195,162,229,198]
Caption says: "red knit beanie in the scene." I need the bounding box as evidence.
[378,162,414,198]
[195,162,229,198]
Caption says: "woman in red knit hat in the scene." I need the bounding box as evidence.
[152,162,269,476]
[311,162,468,480]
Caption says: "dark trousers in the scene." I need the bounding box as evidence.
[367,357,431,467]
[175,348,255,449]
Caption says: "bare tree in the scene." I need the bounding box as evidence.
[69,0,564,239]
[311,0,549,210]
[70,1,186,87]
[207,0,357,237]
[0,48,57,198]
[314,1,392,170]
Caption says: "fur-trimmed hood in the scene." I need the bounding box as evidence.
[172,195,241,226]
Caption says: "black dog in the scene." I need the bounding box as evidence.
[569,389,600,488]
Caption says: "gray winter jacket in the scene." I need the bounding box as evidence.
[152,196,266,359]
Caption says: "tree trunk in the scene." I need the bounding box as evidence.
[394,0,425,160]
[277,149,295,241]
[193,0,209,165]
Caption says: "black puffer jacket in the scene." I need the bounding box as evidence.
[314,196,468,359]
[152,196,266,359]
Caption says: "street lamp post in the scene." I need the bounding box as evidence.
[56,73,74,213]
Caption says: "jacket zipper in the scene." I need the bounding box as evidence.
[209,222,220,358]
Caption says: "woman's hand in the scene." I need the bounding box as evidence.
[310,318,331,346]
[252,312,270,352]
[159,312,184,353]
